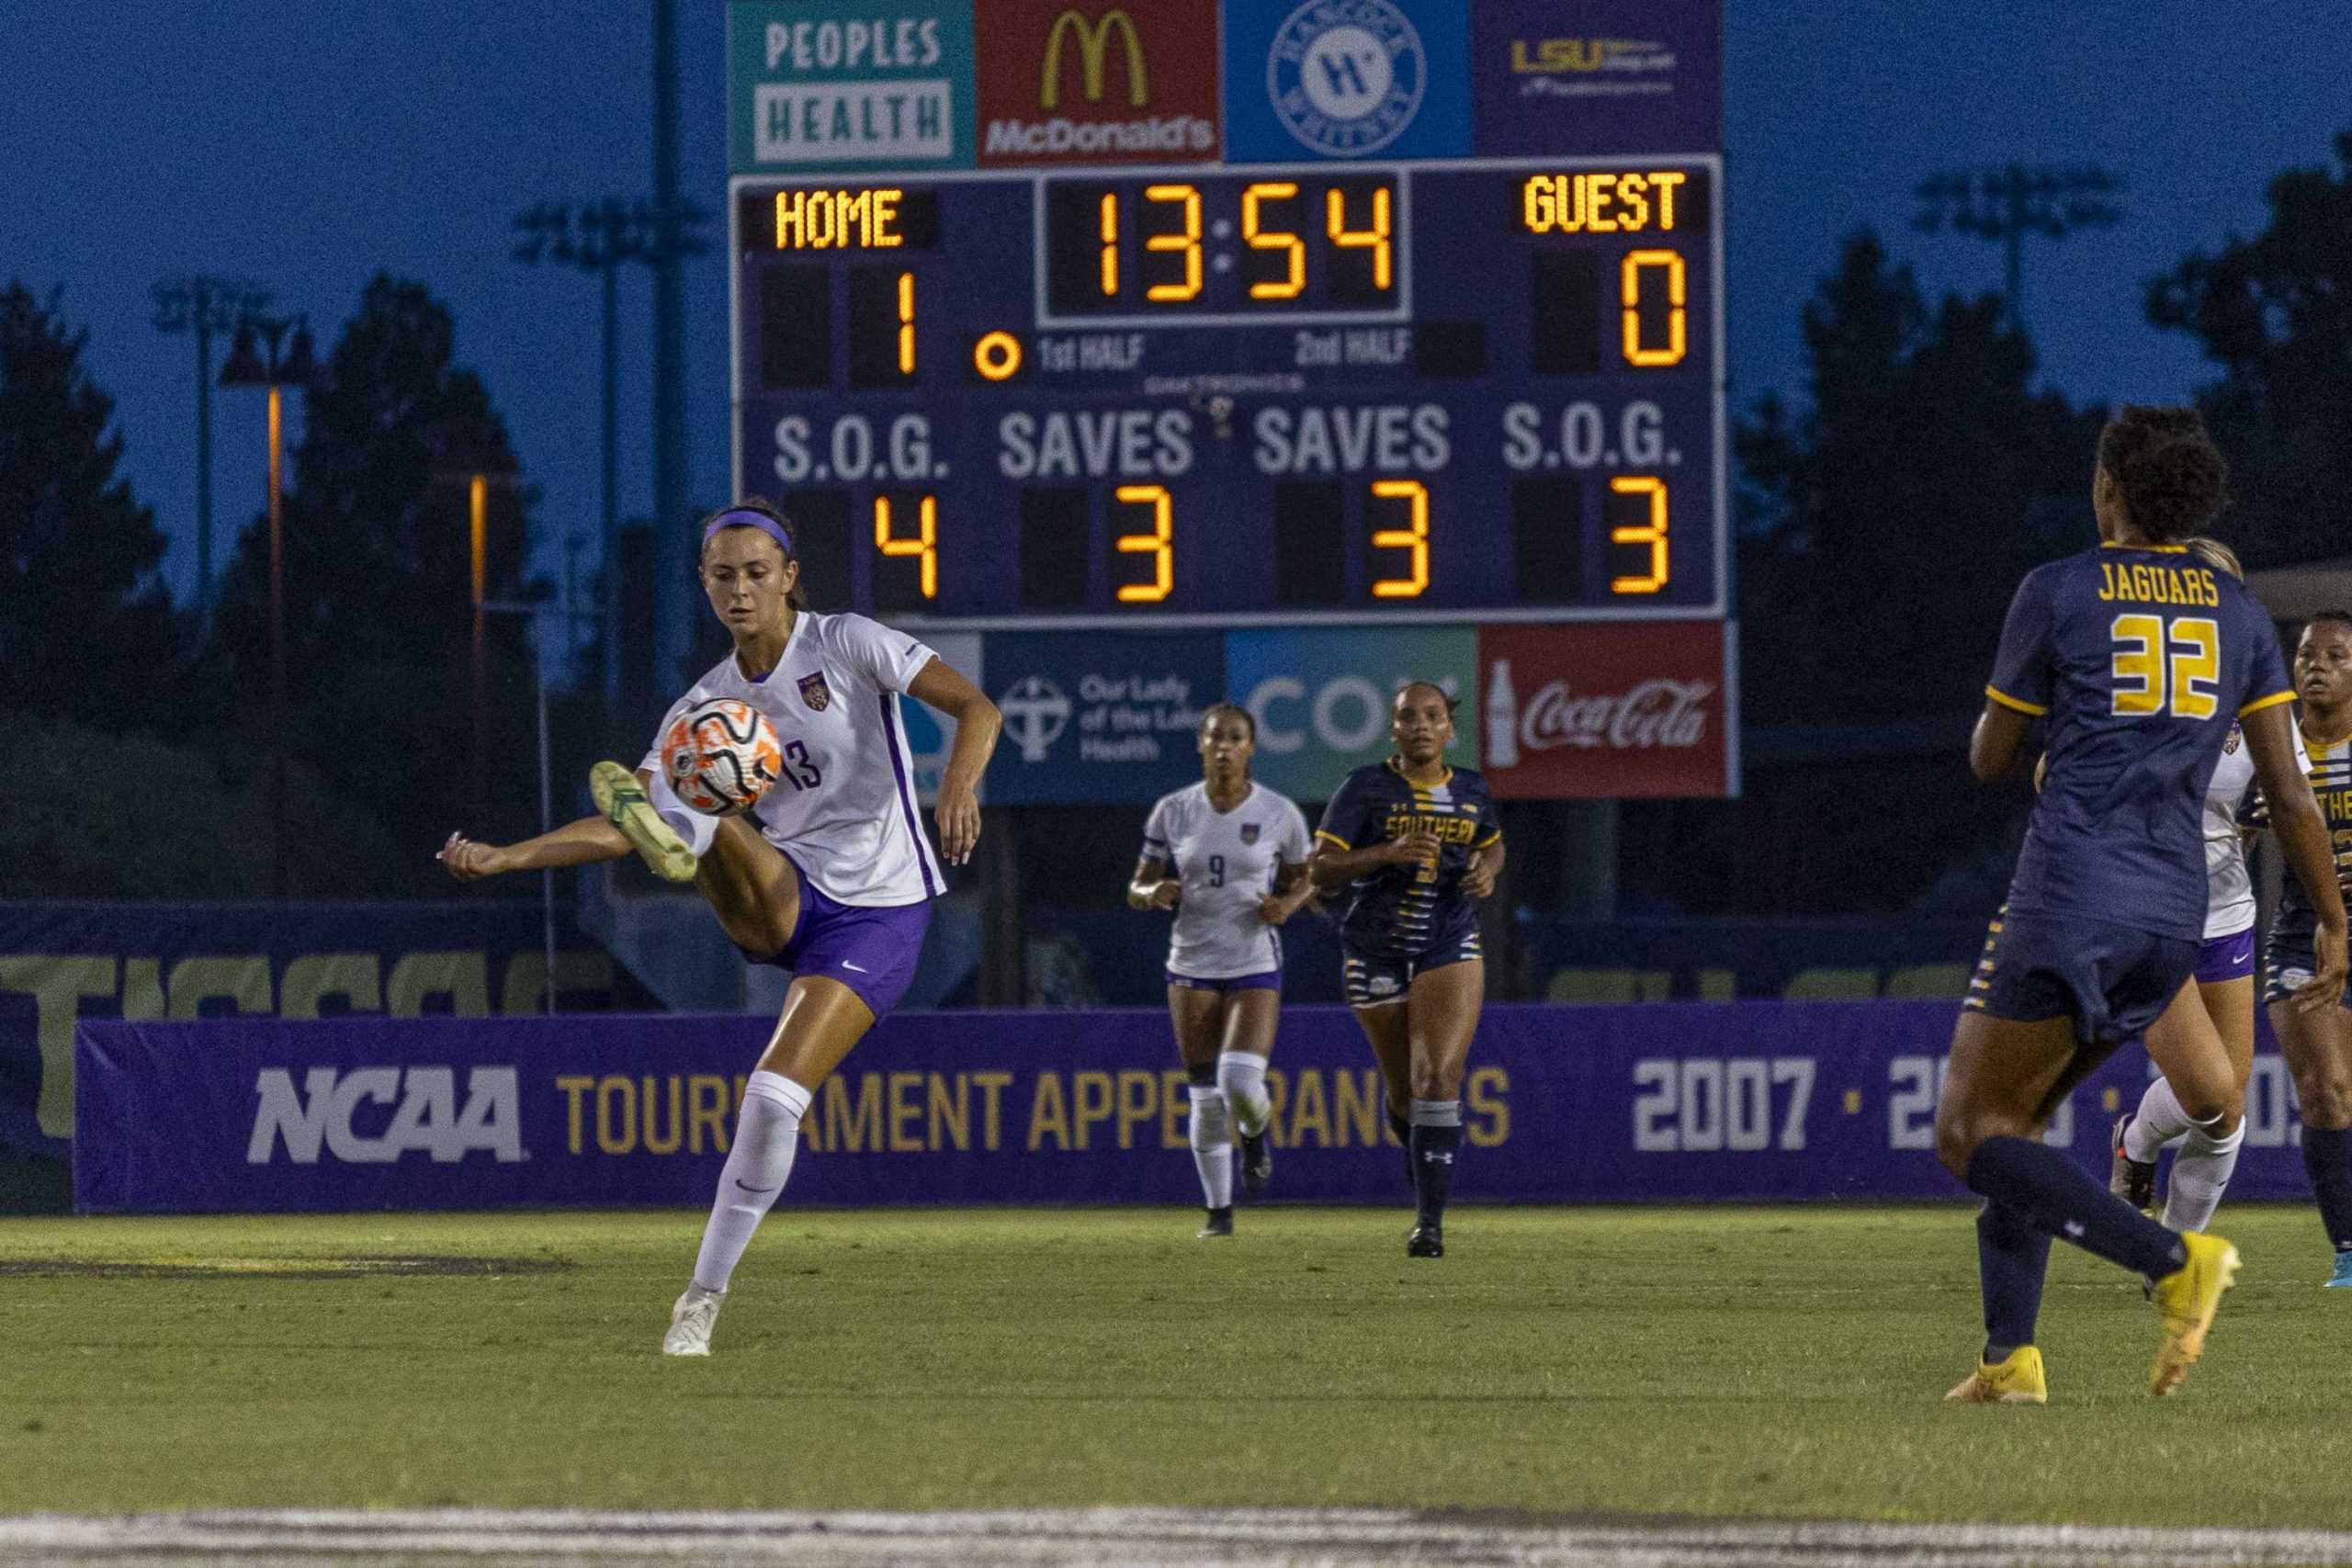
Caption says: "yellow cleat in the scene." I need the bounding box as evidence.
[1943,1345,2046,1404]
[2150,1231,2240,1396]
[590,761,697,885]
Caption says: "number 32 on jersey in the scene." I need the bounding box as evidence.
[2110,614,2218,719]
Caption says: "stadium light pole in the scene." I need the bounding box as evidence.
[1912,164,2125,336]
[512,198,655,719]
[153,276,272,621]
[220,313,319,898]
[479,596,561,1014]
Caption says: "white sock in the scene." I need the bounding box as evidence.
[1188,1086,1233,1209]
[2163,1116,2245,1234]
[2124,1077,2190,1163]
[646,768,720,858]
[691,1070,810,1293]
[1217,1051,1272,1137]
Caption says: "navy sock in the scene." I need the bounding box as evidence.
[1409,1100,1462,1230]
[1964,1135,2186,1281]
[1975,1200,2051,1361]
[2300,1125,2352,1253]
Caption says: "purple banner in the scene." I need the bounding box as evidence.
[75,1001,2321,1213]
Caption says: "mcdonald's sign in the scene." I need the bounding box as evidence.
[1041,9,1146,108]
[978,0,1220,165]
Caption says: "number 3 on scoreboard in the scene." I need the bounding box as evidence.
[1608,476,1668,593]
[1114,484,1173,603]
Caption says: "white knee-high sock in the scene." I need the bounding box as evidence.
[1217,1051,1272,1137]
[2164,1115,2245,1234]
[691,1070,811,1293]
[647,769,720,858]
[1188,1086,1234,1209]
[2124,1076,2191,1163]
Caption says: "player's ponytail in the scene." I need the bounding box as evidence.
[2098,406,2230,544]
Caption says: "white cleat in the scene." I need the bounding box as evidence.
[663,1286,723,1357]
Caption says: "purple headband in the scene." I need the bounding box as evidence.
[702,508,795,558]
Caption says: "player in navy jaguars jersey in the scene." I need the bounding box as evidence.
[2260,610,2352,1285]
[1939,407,2346,1405]
[1309,681,1503,1258]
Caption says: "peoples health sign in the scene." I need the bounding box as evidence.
[728,1,978,171]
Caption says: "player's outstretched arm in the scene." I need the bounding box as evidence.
[2245,702,2350,1010]
[1967,700,2034,784]
[909,656,1001,867]
[1309,825,1439,890]
[1129,854,1181,910]
[1460,836,1505,900]
[438,815,633,881]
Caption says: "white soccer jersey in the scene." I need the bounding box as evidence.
[641,611,944,907]
[1141,782,1312,978]
[2203,719,2310,938]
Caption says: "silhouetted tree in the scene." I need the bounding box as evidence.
[206,275,544,882]
[0,282,187,728]
[1736,232,2103,723]
[2149,130,2352,570]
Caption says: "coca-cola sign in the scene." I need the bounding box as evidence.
[1478,623,1736,798]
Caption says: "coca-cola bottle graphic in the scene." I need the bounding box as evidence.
[1485,660,1519,768]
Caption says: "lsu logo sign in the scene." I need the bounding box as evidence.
[977,1,1220,165]
[247,1066,525,1165]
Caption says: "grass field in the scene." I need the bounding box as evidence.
[2,1204,2348,1529]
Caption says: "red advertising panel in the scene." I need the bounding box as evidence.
[975,1,1222,165]
[1477,622,1736,798]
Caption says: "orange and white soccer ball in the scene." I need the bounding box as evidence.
[661,699,782,816]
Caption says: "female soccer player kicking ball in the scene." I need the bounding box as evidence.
[1128,704,1316,1237]
[1941,409,2345,1405]
[2109,538,2307,1233]
[440,501,1001,1356]
[1309,682,1502,1258]
[2259,611,2352,1286]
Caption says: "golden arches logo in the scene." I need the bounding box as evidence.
[1041,9,1148,109]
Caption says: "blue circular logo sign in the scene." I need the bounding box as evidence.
[1267,0,1426,157]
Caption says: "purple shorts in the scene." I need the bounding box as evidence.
[1166,970,1281,994]
[740,858,931,1021]
[2196,925,2256,985]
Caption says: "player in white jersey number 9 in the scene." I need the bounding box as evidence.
[1129,705,1316,1238]
[435,499,1002,1354]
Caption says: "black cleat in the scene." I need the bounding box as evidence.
[2110,1113,2157,1213]
[1407,1224,1444,1258]
[1198,1206,1234,1238]
[1239,1129,1273,1196]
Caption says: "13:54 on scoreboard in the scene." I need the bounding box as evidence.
[729,155,1724,628]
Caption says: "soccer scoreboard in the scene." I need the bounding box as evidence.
[726,0,1725,634]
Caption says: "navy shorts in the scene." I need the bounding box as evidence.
[2195,924,2256,985]
[2263,925,2352,1009]
[739,855,931,1021]
[1341,931,1484,1009]
[1966,907,2197,1049]
[1167,970,1281,994]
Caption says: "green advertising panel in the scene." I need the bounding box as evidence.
[1223,626,1478,804]
[728,1,976,173]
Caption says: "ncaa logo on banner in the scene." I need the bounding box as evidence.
[1269,0,1425,156]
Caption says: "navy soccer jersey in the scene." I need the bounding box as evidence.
[1315,761,1501,959]
[1985,543,2294,942]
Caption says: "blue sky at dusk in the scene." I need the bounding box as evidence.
[3,1,2343,615]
